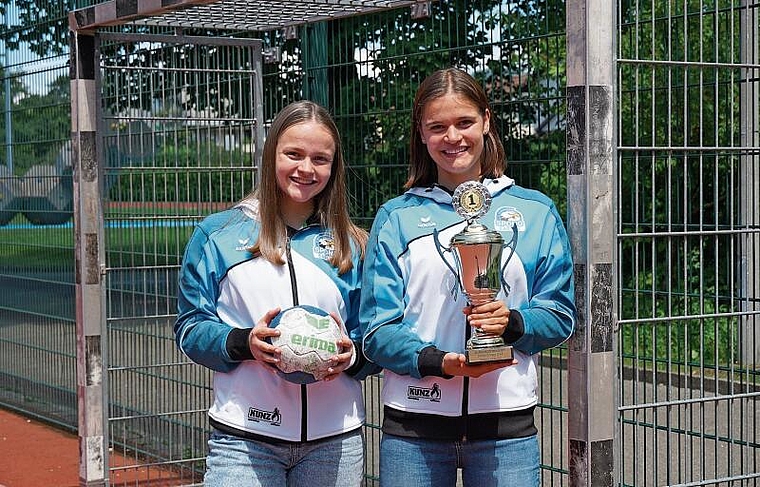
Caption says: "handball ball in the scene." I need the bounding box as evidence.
[268,305,346,384]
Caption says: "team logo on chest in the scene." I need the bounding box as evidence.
[417,215,437,228]
[407,383,442,402]
[235,237,251,251]
[494,206,525,232]
[313,232,335,260]
[248,406,282,426]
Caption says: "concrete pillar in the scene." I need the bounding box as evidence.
[565,0,617,486]
[70,30,108,487]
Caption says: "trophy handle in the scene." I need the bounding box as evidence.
[433,228,461,299]
[499,223,519,294]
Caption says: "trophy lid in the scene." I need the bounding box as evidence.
[451,224,504,245]
[452,181,491,223]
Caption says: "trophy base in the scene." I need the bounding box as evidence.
[465,344,514,364]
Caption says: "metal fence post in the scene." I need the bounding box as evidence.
[70,29,108,487]
[566,0,617,486]
[740,0,759,366]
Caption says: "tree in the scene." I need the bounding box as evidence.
[1,73,70,175]
[617,0,742,367]
[322,0,567,223]
[0,0,70,57]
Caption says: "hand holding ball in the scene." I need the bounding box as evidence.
[267,305,347,384]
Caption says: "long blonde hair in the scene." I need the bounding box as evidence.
[248,100,367,273]
[406,68,506,189]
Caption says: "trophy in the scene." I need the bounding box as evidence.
[434,181,517,364]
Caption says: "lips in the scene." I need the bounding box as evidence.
[290,177,317,185]
[442,147,469,156]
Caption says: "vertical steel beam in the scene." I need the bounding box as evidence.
[70,30,108,487]
[252,44,265,185]
[302,22,329,107]
[740,0,759,365]
[3,11,12,173]
[566,0,617,486]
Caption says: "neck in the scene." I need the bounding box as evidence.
[281,200,315,229]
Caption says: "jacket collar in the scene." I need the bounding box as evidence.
[406,175,515,204]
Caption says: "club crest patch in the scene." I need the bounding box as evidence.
[313,232,335,260]
[494,206,525,232]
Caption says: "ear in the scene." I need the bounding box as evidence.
[483,108,491,134]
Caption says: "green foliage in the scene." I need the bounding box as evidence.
[0,71,70,177]
[1,0,745,372]
[5,75,70,176]
[317,0,569,224]
[107,138,256,204]
[0,0,70,56]
[617,1,742,368]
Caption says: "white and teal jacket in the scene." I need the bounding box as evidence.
[175,199,373,443]
[360,176,576,440]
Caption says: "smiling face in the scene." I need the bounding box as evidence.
[418,93,490,191]
[275,121,335,220]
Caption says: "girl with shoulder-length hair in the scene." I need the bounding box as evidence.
[176,99,376,487]
[360,68,575,487]
[251,100,367,273]
[406,67,506,189]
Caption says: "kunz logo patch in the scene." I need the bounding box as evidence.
[407,383,442,402]
[248,406,282,426]
[494,206,525,232]
[313,232,335,260]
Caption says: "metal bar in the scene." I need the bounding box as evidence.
[619,391,760,411]
[98,32,263,47]
[618,58,760,69]
[3,11,12,174]
[618,310,759,325]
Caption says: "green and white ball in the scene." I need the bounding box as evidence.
[268,305,346,384]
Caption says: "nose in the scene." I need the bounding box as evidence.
[444,126,461,142]
[297,157,316,173]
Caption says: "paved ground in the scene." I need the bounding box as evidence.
[0,408,184,487]
[0,408,79,487]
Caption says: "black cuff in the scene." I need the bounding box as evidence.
[226,328,254,361]
[502,310,525,344]
[344,340,367,377]
[417,346,453,378]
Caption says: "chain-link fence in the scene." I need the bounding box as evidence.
[617,1,759,485]
[2,0,758,486]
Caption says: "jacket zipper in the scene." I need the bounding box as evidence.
[462,317,471,441]
[285,234,309,443]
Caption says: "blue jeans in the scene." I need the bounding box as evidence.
[204,428,364,487]
[379,433,540,487]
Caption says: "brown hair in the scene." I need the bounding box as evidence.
[406,67,506,189]
[249,100,367,273]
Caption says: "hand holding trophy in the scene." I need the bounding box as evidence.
[434,180,518,364]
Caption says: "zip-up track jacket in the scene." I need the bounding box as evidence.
[175,200,371,442]
[360,176,576,439]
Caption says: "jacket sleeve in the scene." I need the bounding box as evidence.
[174,224,241,373]
[343,250,382,380]
[510,203,576,355]
[359,208,438,379]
